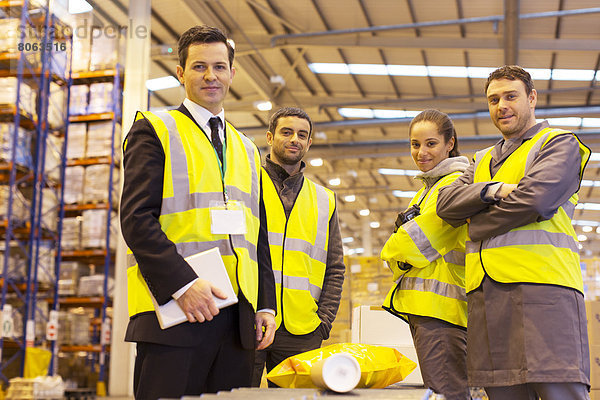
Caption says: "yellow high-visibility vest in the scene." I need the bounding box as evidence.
[262,169,335,334]
[126,110,261,319]
[466,127,590,293]
[381,171,467,328]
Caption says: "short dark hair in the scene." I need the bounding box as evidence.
[268,107,313,138]
[177,25,235,70]
[485,65,534,95]
[409,109,460,158]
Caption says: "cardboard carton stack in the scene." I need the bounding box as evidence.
[588,300,600,396]
[351,305,422,385]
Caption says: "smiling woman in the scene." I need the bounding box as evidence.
[380,109,470,399]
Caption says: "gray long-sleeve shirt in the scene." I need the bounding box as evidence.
[437,121,583,242]
[263,155,345,339]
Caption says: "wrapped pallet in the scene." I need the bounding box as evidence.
[66,123,87,160]
[87,82,114,114]
[63,166,85,204]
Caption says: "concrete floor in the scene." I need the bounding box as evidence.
[103,385,428,399]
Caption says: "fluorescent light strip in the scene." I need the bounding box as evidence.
[537,118,600,128]
[146,76,181,91]
[338,108,421,119]
[589,153,600,162]
[393,190,418,198]
[576,203,600,211]
[378,168,420,176]
[309,63,600,81]
[572,220,600,226]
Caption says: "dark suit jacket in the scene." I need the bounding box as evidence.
[120,104,276,350]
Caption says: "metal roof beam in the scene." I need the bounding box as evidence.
[504,0,520,65]
[270,7,600,44]
[258,36,600,52]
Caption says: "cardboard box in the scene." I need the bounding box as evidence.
[591,344,600,389]
[590,389,600,400]
[351,305,422,385]
[587,301,600,345]
[351,305,413,346]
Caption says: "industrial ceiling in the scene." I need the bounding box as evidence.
[88,0,600,256]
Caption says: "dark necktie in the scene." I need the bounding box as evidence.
[208,117,223,163]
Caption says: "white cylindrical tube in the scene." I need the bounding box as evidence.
[310,352,361,393]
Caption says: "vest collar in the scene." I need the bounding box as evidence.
[491,121,550,163]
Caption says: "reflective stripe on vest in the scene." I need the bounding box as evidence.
[126,110,261,319]
[467,127,590,293]
[399,276,467,303]
[262,169,335,334]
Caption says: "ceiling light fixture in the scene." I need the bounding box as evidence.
[309,63,600,82]
[329,178,341,186]
[145,76,181,91]
[392,190,418,198]
[253,101,273,111]
[359,209,370,216]
[310,158,324,167]
[378,168,420,176]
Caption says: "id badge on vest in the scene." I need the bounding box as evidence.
[210,200,247,235]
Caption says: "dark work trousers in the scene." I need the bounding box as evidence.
[408,315,469,400]
[133,305,254,400]
[485,382,590,400]
[251,326,323,387]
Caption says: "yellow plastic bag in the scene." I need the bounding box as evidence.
[23,347,51,378]
[266,343,417,389]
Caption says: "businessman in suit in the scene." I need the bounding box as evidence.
[120,25,276,399]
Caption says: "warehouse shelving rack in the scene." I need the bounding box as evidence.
[0,0,72,384]
[58,65,122,391]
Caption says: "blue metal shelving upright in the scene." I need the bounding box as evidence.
[0,0,72,383]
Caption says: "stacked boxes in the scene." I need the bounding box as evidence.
[0,186,30,223]
[41,188,58,232]
[351,305,422,385]
[348,256,395,307]
[69,83,116,115]
[82,164,110,203]
[323,256,396,347]
[0,124,33,168]
[587,300,600,394]
[58,261,87,296]
[64,166,85,204]
[48,81,67,129]
[71,29,91,72]
[0,78,37,120]
[0,19,23,53]
[87,82,114,114]
[36,241,56,285]
[81,209,117,250]
[61,217,81,250]
[583,258,600,301]
[58,310,90,345]
[78,274,114,297]
[89,27,124,71]
[0,19,40,68]
[86,121,114,158]
[69,85,89,116]
[0,245,27,281]
[45,134,64,181]
[66,123,87,159]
